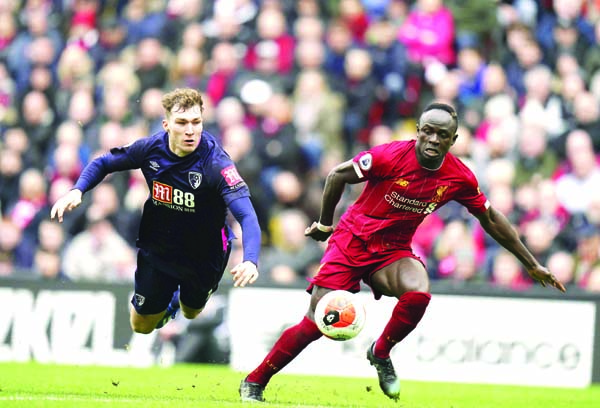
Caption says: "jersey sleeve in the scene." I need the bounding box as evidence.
[454,165,490,215]
[351,143,396,180]
[74,139,146,193]
[209,150,251,205]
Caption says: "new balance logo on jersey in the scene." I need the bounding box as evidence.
[188,172,202,189]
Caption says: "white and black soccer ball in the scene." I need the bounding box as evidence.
[314,290,366,341]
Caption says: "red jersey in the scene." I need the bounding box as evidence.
[339,140,489,252]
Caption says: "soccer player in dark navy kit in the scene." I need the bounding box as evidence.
[51,88,261,334]
[239,102,566,402]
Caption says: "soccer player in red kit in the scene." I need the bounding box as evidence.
[239,102,566,402]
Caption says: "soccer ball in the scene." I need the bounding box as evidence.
[314,290,366,341]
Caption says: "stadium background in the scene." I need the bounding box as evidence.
[0,0,599,386]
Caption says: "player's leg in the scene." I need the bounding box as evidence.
[240,286,330,402]
[366,256,431,400]
[130,250,180,334]
[176,240,232,321]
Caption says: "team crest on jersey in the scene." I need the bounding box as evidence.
[358,153,373,171]
[188,171,202,189]
[395,178,409,187]
[432,185,449,203]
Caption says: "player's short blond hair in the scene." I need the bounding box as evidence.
[161,88,204,117]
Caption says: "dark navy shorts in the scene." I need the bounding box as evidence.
[131,245,231,315]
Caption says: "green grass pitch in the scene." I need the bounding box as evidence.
[0,362,599,408]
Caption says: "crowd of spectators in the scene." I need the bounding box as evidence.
[1,0,600,294]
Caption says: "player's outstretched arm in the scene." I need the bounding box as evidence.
[475,206,566,293]
[228,196,261,287]
[50,189,83,223]
[231,261,259,288]
[306,160,362,241]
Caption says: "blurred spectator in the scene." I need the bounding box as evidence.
[252,93,308,195]
[432,219,484,281]
[0,147,24,214]
[490,249,531,291]
[570,91,600,153]
[535,0,594,66]
[133,37,169,93]
[169,45,205,89]
[66,88,99,148]
[554,130,600,215]
[334,47,378,154]
[6,7,63,94]
[521,218,562,266]
[546,250,576,289]
[504,38,544,100]
[244,7,295,75]
[62,214,136,283]
[8,168,47,233]
[338,0,370,43]
[513,120,558,186]
[520,64,567,141]
[292,69,344,163]
[0,11,17,61]
[19,90,56,166]
[0,217,35,275]
[366,18,409,125]
[88,17,127,69]
[0,61,17,128]
[260,209,322,283]
[572,223,600,286]
[397,0,456,67]
[139,87,165,134]
[323,19,355,79]
[446,0,498,52]
[32,219,66,280]
[120,0,167,46]
[455,47,487,108]
[202,41,242,105]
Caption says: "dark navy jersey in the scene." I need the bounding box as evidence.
[74,131,251,265]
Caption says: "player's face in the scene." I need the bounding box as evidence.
[163,104,203,157]
[415,109,458,169]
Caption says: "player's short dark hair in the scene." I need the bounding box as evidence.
[421,102,459,129]
[162,88,204,116]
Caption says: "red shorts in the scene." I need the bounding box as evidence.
[307,228,424,299]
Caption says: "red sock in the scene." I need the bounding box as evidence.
[374,291,431,359]
[246,316,323,386]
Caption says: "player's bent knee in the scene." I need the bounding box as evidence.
[399,270,430,294]
[181,305,203,320]
[130,322,155,334]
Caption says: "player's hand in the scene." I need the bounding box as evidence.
[231,261,259,288]
[527,265,566,293]
[305,222,333,242]
[50,189,83,223]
